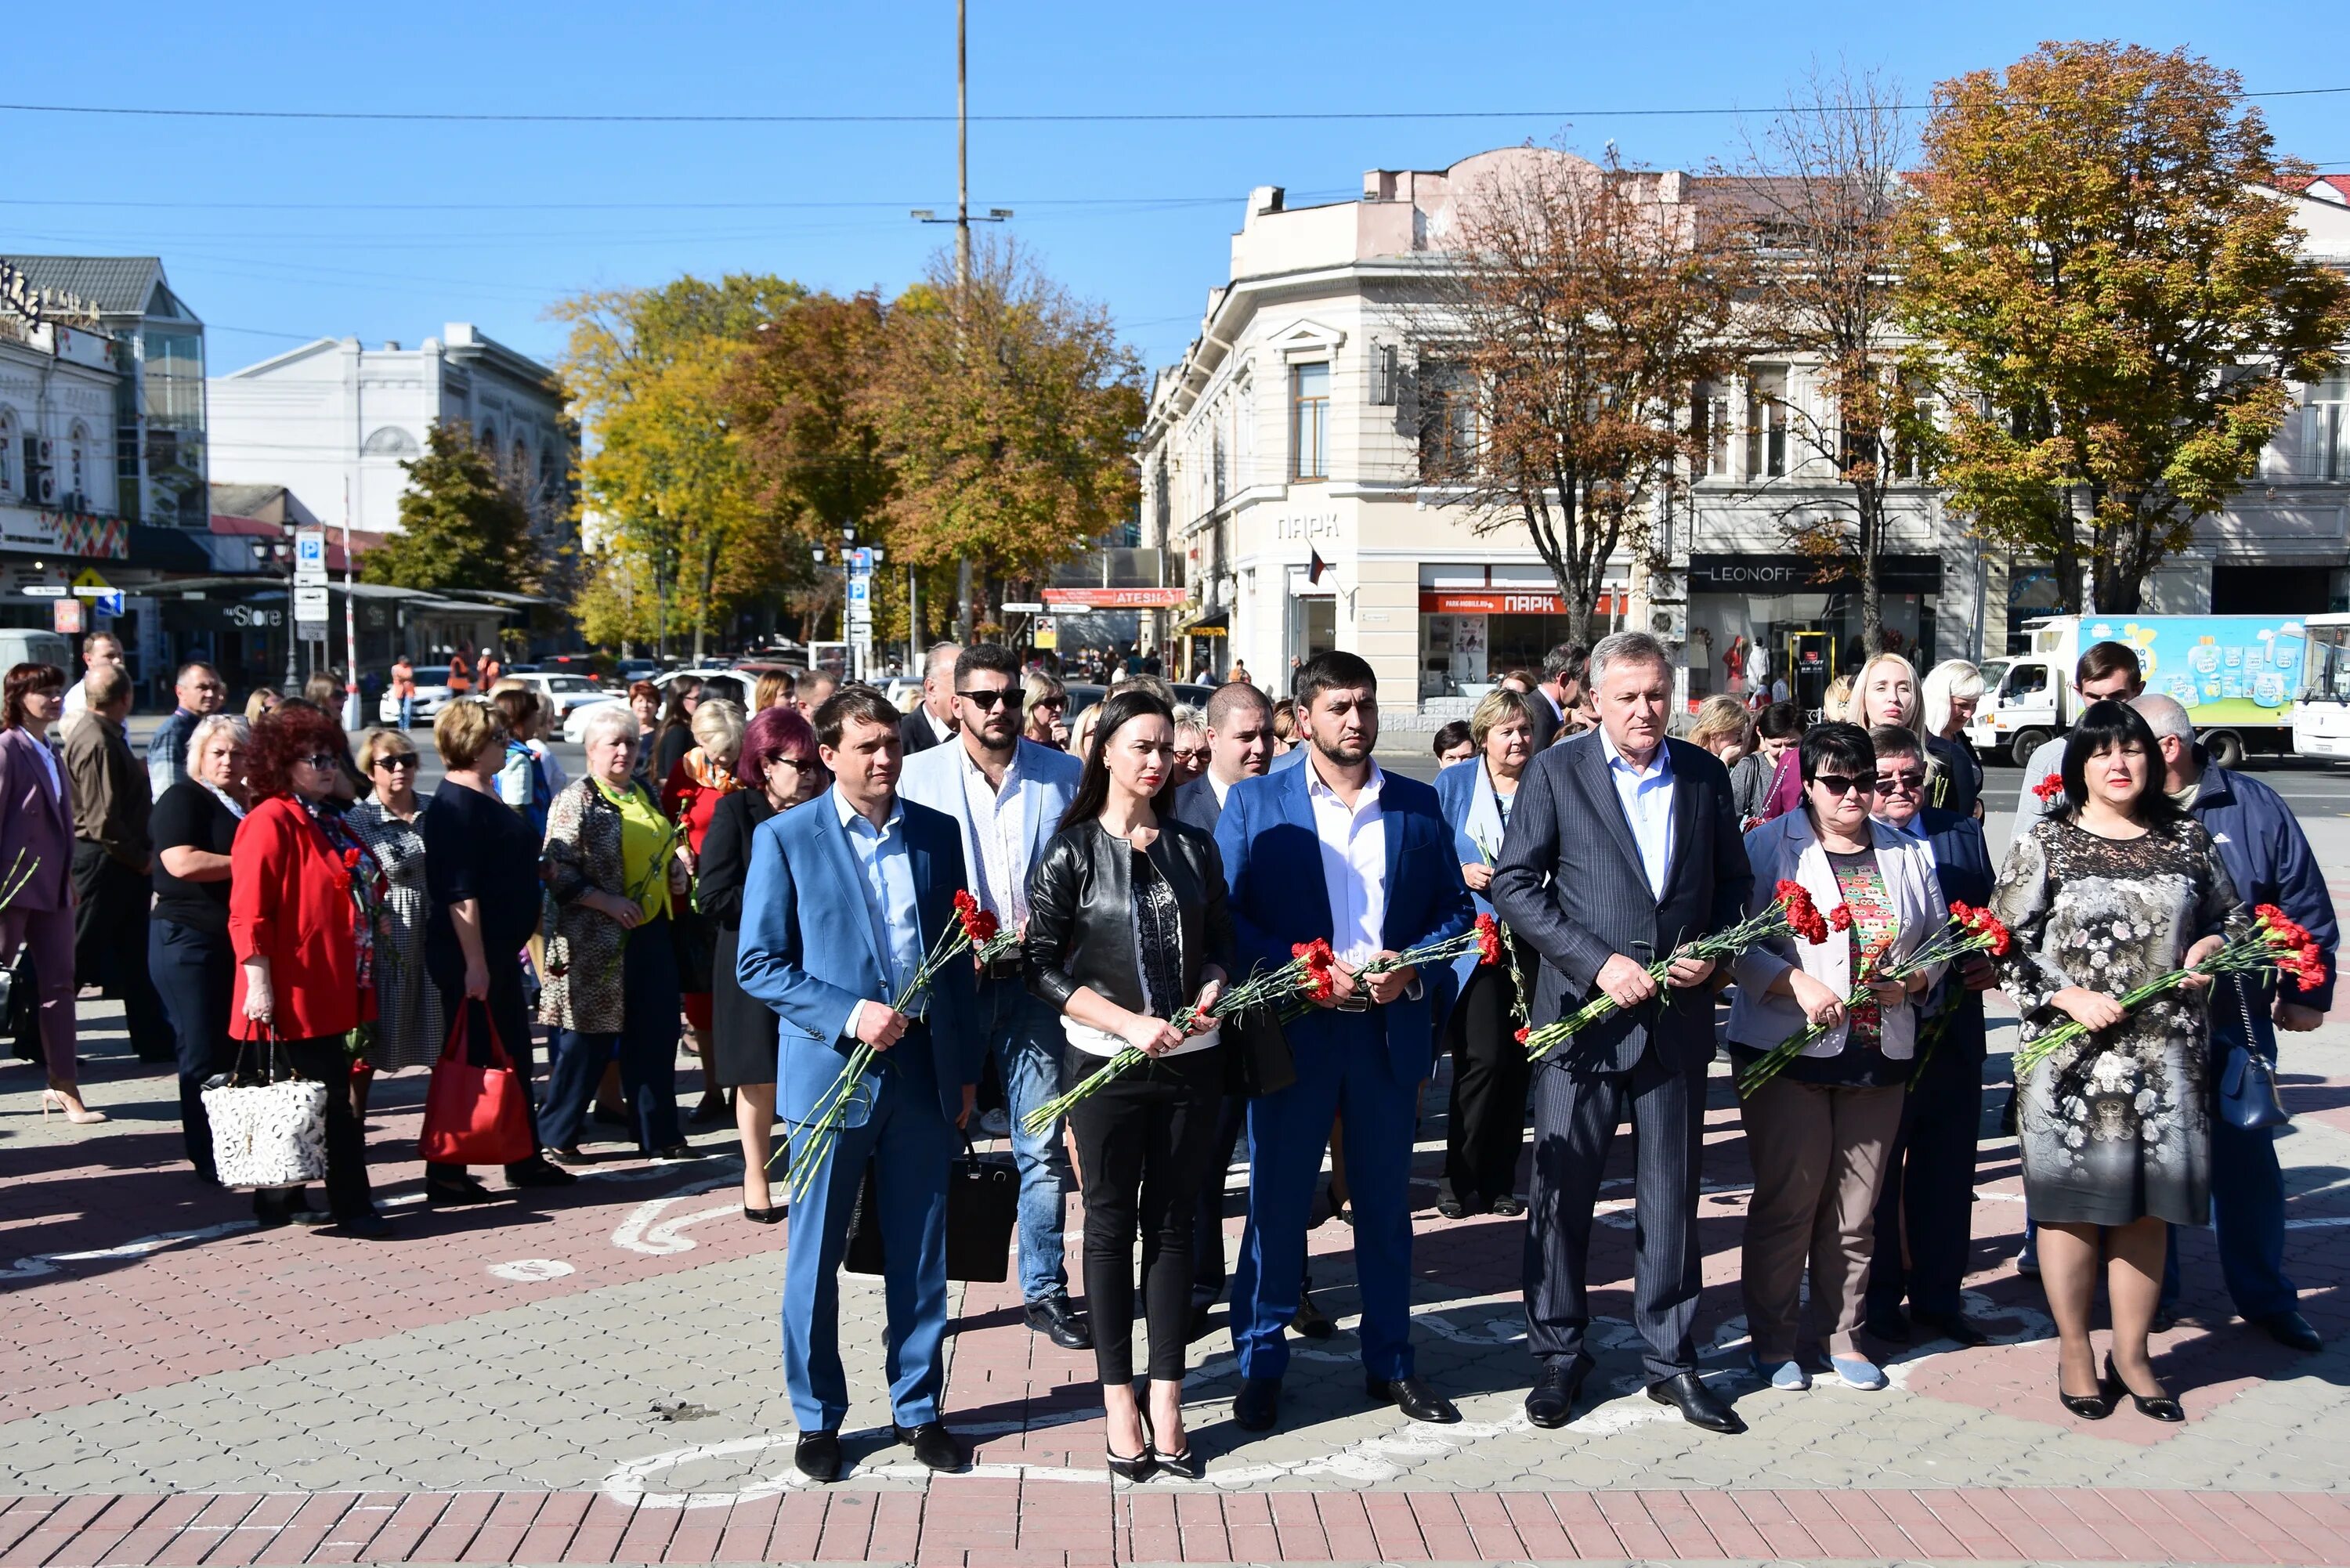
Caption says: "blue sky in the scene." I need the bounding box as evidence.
[10,2,2345,381]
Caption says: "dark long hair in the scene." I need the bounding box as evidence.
[1061,688,1176,832]
[2059,699,2182,826]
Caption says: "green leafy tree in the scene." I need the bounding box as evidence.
[361,421,532,593]
[1899,40,2350,613]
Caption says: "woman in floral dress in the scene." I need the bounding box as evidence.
[348,729,443,1083]
[1990,701,2242,1424]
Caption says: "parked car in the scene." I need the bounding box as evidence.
[378,682,456,725]
[509,670,610,726]
[560,695,628,744]
[614,657,660,684]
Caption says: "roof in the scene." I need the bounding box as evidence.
[208,482,312,525]
[2308,175,2350,207]
[0,257,194,323]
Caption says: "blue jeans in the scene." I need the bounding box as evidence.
[398,695,414,731]
[984,977,1071,1305]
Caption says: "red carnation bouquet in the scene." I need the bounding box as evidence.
[1739,900,2015,1096]
[1025,916,1506,1133]
[2032,772,2066,805]
[782,890,1012,1201]
[2012,902,2328,1079]
[1521,881,1831,1063]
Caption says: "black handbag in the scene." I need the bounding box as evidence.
[2218,981,2290,1132]
[1221,1001,1296,1100]
[670,904,718,993]
[841,1136,1021,1283]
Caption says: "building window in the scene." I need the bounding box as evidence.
[1745,366,1788,479]
[1418,360,1479,482]
[1691,380,1730,478]
[1212,427,1227,507]
[0,408,13,496]
[1290,362,1329,481]
[2305,378,2348,481]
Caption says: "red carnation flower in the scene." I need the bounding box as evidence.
[1773,879,1806,905]
[961,905,1000,943]
[953,889,978,917]
[1514,1026,1530,1044]
[1474,912,1503,966]
[341,847,362,871]
[2032,772,2066,803]
[1828,903,1855,933]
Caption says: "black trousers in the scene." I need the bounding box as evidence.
[266,1033,375,1222]
[426,967,545,1181]
[1867,1024,1986,1319]
[70,842,172,1059]
[1065,1045,1225,1385]
[1441,962,1530,1210]
[149,919,234,1178]
[1190,1093,1250,1305]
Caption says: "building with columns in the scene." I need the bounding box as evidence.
[1137,148,2350,722]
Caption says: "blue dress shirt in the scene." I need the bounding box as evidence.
[1600,728,1676,898]
[836,790,927,1017]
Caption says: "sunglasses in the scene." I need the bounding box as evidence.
[1810,774,1869,797]
[374,754,419,771]
[1874,770,1925,794]
[298,752,343,772]
[957,689,1023,711]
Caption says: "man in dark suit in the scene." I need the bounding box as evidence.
[1216,651,1474,1433]
[1491,630,1752,1435]
[898,641,960,757]
[1861,725,1996,1349]
[736,685,983,1484]
[1521,641,1586,753]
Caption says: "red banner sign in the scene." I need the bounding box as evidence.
[1041,587,1190,609]
[1420,590,1619,616]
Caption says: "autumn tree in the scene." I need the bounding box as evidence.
[866,237,1144,630]
[362,421,533,594]
[553,275,804,659]
[1437,145,1748,645]
[1720,67,1924,653]
[1899,40,2350,614]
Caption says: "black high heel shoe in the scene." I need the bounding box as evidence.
[1105,1445,1155,1482]
[2056,1363,2113,1420]
[2104,1354,2184,1423]
[1141,1412,1201,1480]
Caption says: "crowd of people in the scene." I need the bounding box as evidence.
[0,622,2335,1477]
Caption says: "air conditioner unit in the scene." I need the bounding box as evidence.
[1649,601,1688,642]
[34,438,52,465]
[34,472,56,504]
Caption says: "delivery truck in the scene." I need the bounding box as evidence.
[1969,614,2307,768]
[2291,612,2350,758]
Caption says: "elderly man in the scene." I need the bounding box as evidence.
[899,641,961,757]
[1492,630,1752,1434]
[147,661,227,799]
[62,666,173,1062]
[2133,692,2335,1353]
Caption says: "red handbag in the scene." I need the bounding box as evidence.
[419,1004,536,1167]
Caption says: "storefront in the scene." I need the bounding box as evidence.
[1686,552,1943,711]
[1417,564,1627,699]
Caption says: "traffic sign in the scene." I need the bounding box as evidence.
[52,598,81,635]
[295,529,328,586]
[295,584,331,627]
[70,566,113,597]
[849,547,873,575]
[22,584,65,598]
[92,590,124,617]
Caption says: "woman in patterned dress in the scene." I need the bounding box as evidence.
[347,730,443,1099]
[1990,700,2241,1423]
[1728,721,1947,1393]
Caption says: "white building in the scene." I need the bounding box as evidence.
[1137,149,2350,721]
[208,324,576,558]
[0,289,126,594]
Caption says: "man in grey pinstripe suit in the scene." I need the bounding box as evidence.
[1492,632,1753,1435]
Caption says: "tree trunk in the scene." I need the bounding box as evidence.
[1856,498,1884,656]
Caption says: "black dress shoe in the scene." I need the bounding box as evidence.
[1864,1302,1912,1342]
[2260,1310,2324,1353]
[2149,1305,2178,1335]
[893,1421,967,1472]
[330,1210,394,1239]
[2103,1354,2184,1423]
[2056,1375,2114,1420]
[1525,1353,1595,1429]
[1646,1371,1746,1435]
[1435,1197,1469,1220]
[426,1177,498,1206]
[1910,1308,1990,1348]
[795,1430,842,1483]
[1291,1295,1336,1339]
[1025,1295,1093,1350]
[1367,1374,1459,1424]
[1232,1376,1281,1432]
[507,1158,578,1187]
[743,1204,784,1225]
[544,1145,594,1169]
[1490,1193,1526,1218]
[651,1143,700,1163]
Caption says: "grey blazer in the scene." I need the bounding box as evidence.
[1490,732,1751,1074]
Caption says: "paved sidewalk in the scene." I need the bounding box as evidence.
[5,966,2348,1565]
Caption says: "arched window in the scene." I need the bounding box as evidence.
[477,419,498,458]
[362,425,419,457]
[0,407,15,496]
[512,438,528,486]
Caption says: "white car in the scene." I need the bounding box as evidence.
[513,671,611,723]
[378,683,454,725]
[562,695,629,744]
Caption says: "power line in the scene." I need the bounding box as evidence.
[3,87,2341,125]
[0,194,1255,213]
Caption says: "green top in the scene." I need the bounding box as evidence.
[596,777,672,921]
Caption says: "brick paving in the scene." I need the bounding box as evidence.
[7,831,2350,1565]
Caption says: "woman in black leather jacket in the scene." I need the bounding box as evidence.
[1024,688,1234,1480]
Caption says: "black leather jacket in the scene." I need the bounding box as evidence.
[1023,816,1236,1018]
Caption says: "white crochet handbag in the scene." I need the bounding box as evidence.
[204,1033,330,1190]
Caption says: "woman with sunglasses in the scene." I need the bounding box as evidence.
[700,704,828,1220]
[1727,721,1947,1393]
[345,729,443,1125]
[1022,670,1069,750]
[229,705,389,1235]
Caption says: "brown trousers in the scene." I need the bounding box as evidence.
[1740,1076,1906,1360]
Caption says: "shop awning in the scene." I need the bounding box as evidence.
[1177,608,1228,634]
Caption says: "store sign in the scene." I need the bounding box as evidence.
[1686,553,1942,594]
[1273,511,1343,542]
[1419,590,1622,616]
[0,505,128,560]
[1042,586,1189,609]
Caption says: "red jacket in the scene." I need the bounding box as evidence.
[229,796,376,1042]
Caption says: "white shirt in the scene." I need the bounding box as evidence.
[1600,728,1676,899]
[1304,755,1387,966]
[956,741,1029,924]
[30,734,61,800]
[924,706,955,745]
[1209,770,1235,809]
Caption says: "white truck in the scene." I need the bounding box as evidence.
[2291,612,2350,758]
[1970,613,2308,769]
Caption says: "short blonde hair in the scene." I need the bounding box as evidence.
[1068,702,1104,761]
[1687,694,1753,755]
[432,698,500,769]
[1470,687,1538,752]
[577,702,638,751]
[355,726,419,775]
[691,698,747,763]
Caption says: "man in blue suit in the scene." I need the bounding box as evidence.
[736,685,984,1483]
[898,642,1090,1350]
[1216,650,1475,1432]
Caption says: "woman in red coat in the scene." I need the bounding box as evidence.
[230,702,390,1235]
[660,698,744,1125]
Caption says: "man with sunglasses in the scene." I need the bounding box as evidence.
[899,641,1090,1349]
[1861,724,1998,1349]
